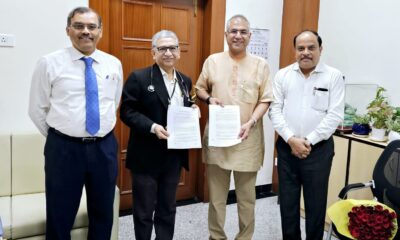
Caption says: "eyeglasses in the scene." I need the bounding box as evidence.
[155,46,179,54]
[70,23,100,31]
[227,29,250,36]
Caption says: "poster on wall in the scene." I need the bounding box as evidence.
[247,28,270,60]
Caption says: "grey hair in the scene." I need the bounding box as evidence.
[226,14,250,32]
[151,30,179,48]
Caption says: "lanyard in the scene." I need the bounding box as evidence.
[167,78,178,105]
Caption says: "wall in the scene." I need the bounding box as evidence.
[0,0,87,134]
[319,0,400,106]
[225,0,284,187]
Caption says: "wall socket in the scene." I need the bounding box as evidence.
[0,33,16,47]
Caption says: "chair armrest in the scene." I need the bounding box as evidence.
[338,180,375,199]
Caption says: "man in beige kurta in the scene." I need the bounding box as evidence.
[196,15,273,240]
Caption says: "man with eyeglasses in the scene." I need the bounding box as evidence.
[120,30,197,240]
[196,15,274,240]
[29,6,122,239]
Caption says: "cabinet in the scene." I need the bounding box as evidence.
[347,141,384,199]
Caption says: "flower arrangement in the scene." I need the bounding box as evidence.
[328,199,398,240]
[367,87,393,129]
[348,204,397,239]
[352,114,371,136]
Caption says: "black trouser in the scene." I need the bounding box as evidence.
[276,136,334,240]
[132,158,182,240]
[44,129,118,240]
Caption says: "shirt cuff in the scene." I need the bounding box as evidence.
[306,132,320,146]
[282,129,295,143]
[150,123,156,134]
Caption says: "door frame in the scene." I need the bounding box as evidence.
[272,0,320,193]
[89,0,226,202]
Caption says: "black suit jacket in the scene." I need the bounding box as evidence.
[120,64,193,173]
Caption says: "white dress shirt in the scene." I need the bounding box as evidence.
[29,47,123,137]
[160,67,184,107]
[269,62,345,145]
[150,67,184,133]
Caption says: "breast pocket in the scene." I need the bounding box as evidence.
[311,89,329,111]
[102,73,118,100]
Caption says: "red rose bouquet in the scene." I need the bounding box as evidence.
[348,204,397,239]
[328,199,398,240]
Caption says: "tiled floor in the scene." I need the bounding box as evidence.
[118,196,338,240]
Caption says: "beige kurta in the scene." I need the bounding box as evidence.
[196,52,274,171]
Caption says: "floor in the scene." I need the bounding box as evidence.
[118,196,338,240]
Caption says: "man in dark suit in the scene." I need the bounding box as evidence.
[120,30,197,240]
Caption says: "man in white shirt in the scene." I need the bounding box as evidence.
[29,7,122,239]
[269,30,344,239]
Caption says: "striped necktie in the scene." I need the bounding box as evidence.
[81,57,100,135]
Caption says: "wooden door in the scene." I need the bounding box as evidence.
[109,0,203,210]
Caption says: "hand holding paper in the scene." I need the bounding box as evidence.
[167,105,202,149]
[208,105,242,147]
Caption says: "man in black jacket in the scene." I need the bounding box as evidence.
[120,30,197,240]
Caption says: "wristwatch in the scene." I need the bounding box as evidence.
[206,96,212,105]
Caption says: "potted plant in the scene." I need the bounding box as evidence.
[366,87,393,141]
[386,107,400,142]
[352,114,370,137]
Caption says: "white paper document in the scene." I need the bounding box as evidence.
[167,105,201,149]
[208,105,242,147]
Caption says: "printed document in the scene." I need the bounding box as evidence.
[167,105,201,149]
[209,105,241,147]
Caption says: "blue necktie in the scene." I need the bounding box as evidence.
[81,57,100,135]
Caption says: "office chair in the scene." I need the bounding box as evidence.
[327,139,400,240]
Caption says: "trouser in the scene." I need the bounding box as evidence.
[132,159,182,240]
[276,136,334,240]
[45,129,118,240]
[207,164,257,240]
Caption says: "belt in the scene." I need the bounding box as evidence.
[49,127,111,143]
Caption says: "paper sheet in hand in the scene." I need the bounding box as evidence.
[167,105,201,149]
[208,105,242,147]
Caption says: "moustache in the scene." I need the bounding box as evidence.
[79,34,94,40]
[301,57,312,60]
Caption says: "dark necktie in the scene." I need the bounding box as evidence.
[81,57,100,135]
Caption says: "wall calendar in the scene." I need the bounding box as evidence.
[247,28,270,60]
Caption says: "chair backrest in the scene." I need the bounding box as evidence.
[0,135,11,197]
[372,139,400,217]
[11,133,46,195]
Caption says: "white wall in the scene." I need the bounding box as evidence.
[225,0,284,187]
[319,0,400,106]
[0,0,87,134]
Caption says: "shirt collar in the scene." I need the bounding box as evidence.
[158,66,177,81]
[293,61,326,74]
[69,46,101,63]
